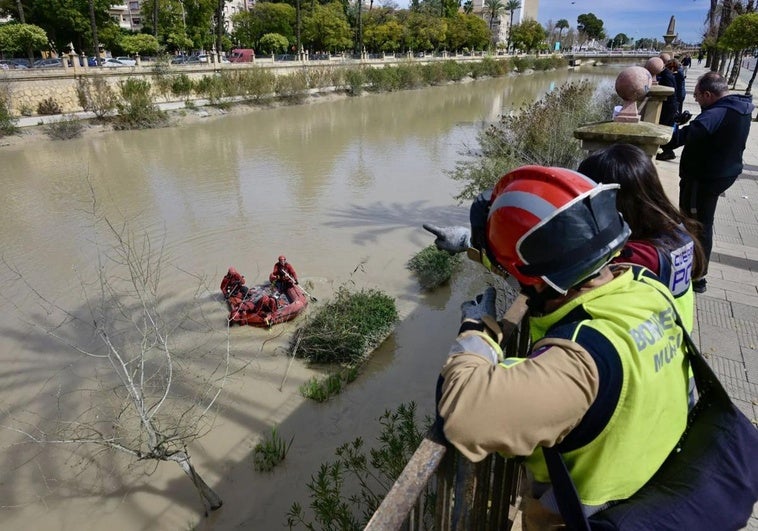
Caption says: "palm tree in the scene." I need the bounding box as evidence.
[556,18,569,50]
[484,0,506,32]
[504,0,521,52]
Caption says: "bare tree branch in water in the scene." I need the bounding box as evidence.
[1,188,234,516]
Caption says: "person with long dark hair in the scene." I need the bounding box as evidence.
[578,143,705,330]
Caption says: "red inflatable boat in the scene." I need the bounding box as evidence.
[221,268,308,327]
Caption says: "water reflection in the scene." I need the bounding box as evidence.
[0,66,621,530]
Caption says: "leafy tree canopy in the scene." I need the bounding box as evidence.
[259,32,290,54]
[577,12,604,41]
[446,13,490,51]
[509,18,546,53]
[120,33,161,55]
[232,2,296,50]
[720,13,758,51]
[0,22,48,54]
[302,2,352,52]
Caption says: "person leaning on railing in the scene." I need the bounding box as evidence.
[424,166,691,530]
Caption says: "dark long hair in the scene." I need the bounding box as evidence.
[578,143,705,278]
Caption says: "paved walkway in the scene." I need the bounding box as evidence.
[653,60,758,529]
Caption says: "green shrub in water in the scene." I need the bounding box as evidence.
[294,287,397,365]
[253,426,294,472]
[287,402,433,530]
[114,78,167,130]
[344,68,367,95]
[44,116,84,140]
[299,367,359,402]
[408,245,461,290]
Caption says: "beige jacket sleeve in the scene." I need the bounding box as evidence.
[437,338,599,462]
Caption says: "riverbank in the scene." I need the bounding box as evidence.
[0,88,359,149]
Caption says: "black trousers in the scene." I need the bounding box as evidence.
[679,178,732,277]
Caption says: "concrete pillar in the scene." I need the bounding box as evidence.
[136,53,141,67]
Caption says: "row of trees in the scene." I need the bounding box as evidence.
[0,0,618,62]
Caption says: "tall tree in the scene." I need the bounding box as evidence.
[508,18,545,53]
[555,18,569,49]
[88,0,101,65]
[504,0,520,51]
[576,12,604,48]
[483,0,505,47]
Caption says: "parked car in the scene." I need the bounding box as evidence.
[229,48,255,63]
[171,56,189,65]
[186,54,209,64]
[33,58,63,68]
[115,56,136,66]
[101,58,126,68]
[0,59,28,69]
[10,58,31,68]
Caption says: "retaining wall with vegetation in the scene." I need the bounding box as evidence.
[1,55,567,119]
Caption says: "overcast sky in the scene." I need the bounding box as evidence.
[536,0,709,44]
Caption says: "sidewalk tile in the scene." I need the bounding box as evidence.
[698,323,743,361]
[708,276,757,294]
[726,290,758,307]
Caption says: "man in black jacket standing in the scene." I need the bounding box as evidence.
[671,71,754,293]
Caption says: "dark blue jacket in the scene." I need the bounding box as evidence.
[674,94,754,193]
[657,68,678,126]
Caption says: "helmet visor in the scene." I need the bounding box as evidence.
[516,184,630,293]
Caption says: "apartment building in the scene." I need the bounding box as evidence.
[470,0,540,46]
[109,0,250,32]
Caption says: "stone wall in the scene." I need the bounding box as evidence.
[0,55,489,118]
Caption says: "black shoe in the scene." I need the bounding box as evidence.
[656,151,676,161]
[692,278,707,293]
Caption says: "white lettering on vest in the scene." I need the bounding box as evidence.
[653,330,683,372]
[669,242,694,296]
[629,308,675,352]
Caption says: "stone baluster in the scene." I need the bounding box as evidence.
[574,65,674,157]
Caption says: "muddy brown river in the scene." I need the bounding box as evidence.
[0,66,619,530]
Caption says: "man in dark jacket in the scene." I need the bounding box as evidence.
[671,71,754,293]
[657,59,687,161]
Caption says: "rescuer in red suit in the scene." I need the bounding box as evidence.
[269,255,298,293]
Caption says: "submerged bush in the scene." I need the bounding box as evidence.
[253,426,294,472]
[344,68,367,95]
[299,367,359,402]
[287,402,433,529]
[44,116,84,140]
[294,287,398,365]
[450,79,619,200]
[408,245,461,290]
[113,78,167,130]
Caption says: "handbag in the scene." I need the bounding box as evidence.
[543,290,758,531]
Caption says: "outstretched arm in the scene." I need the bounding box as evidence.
[422,224,471,254]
